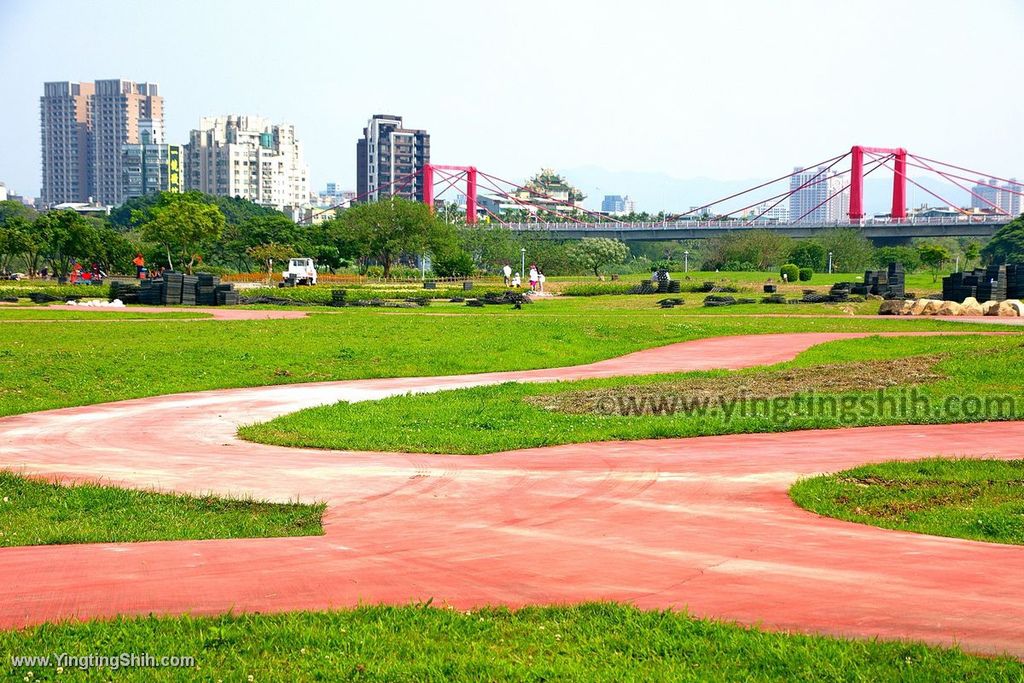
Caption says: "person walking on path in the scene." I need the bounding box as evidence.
[528,264,539,290]
[502,263,512,287]
[538,270,546,292]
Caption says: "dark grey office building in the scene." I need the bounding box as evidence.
[356,114,429,202]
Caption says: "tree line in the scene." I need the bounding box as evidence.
[2,191,1021,280]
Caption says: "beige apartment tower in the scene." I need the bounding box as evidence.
[40,79,164,206]
[40,81,94,205]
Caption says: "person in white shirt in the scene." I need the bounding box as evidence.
[502,263,512,287]
[538,271,546,292]
[528,264,539,290]
[512,272,521,288]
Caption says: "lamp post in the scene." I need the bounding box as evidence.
[828,251,833,274]
[520,247,526,280]
[683,250,689,273]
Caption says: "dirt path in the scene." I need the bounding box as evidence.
[1,331,1022,657]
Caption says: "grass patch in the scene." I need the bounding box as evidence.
[0,308,209,321]
[3,603,1021,680]
[240,335,1024,454]
[790,458,1024,545]
[0,298,996,418]
[529,355,944,415]
[0,472,324,546]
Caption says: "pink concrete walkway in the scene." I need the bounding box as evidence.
[1,332,1022,657]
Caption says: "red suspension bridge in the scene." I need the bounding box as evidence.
[309,146,1020,241]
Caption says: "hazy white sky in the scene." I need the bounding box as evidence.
[1,0,1022,200]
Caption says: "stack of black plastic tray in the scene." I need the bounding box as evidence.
[180,275,199,305]
[162,272,184,304]
[195,273,219,305]
[216,289,239,305]
[330,289,347,307]
[108,281,141,304]
[977,265,1008,302]
[1008,265,1021,299]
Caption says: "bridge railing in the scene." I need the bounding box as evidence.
[501,215,1014,231]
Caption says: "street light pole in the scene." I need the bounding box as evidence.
[684,250,689,273]
[828,251,833,274]
[520,247,526,280]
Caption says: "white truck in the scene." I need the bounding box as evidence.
[281,257,318,286]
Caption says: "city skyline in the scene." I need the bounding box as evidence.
[2,0,1023,208]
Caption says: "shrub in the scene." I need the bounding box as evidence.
[0,284,110,301]
[561,283,636,296]
[779,263,800,282]
[798,267,813,282]
[432,250,476,278]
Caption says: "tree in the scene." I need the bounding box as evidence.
[93,226,137,274]
[703,230,793,271]
[336,197,454,277]
[964,241,981,270]
[873,246,921,273]
[247,242,295,282]
[35,210,102,281]
[566,237,629,277]
[141,194,225,273]
[788,241,826,271]
[433,249,475,277]
[918,242,951,282]
[981,216,1024,264]
[817,229,875,273]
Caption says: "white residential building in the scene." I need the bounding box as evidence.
[826,173,850,222]
[184,115,310,211]
[789,166,829,223]
[971,178,1023,215]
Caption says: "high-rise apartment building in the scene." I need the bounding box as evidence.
[971,178,1023,215]
[789,166,830,222]
[40,79,163,206]
[121,119,182,200]
[601,195,626,213]
[356,114,430,203]
[40,81,95,205]
[184,115,310,211]
[826,173,850,222]
[90,80,162,205]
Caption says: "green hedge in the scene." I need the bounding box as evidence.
[243,286,509,304]
[798,267,814,282]
[0,284,110,301]
[780,264,800,282]
[561,283,637,296]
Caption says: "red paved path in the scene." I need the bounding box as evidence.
[1,332,1023,657]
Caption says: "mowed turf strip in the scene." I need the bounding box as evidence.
[241,334,1024,454]
[0,472,324,546]
[791,458,1024,545]
[4,604,1022,681]
[0,297,1012,418]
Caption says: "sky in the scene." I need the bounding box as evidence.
[1,0,1022,211]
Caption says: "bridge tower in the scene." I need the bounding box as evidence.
[850,145,907,221]
[422,164,478,224]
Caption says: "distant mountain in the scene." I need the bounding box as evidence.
[563,165,971,217]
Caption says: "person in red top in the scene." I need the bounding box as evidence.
[132,253,146,279]
[71,262,83,284]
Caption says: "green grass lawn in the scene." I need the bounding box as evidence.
[0,298,998,418]
[791,458,1024,545]
[4,603,1021,681]
[0,308,210,320]
[240,335,1024,454]
[0,472,324,546]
